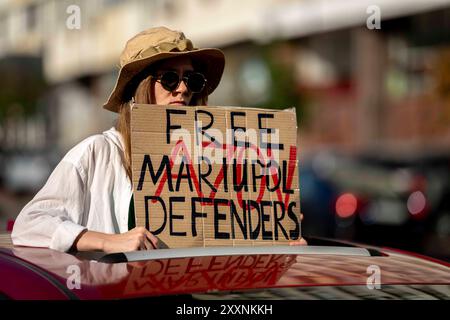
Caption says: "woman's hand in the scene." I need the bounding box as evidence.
[289,213,308,246]
[74,227,159,253]
[102,227,158,253]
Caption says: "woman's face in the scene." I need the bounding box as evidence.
[152,57,194,106]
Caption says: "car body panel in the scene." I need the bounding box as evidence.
[1,240,449,300]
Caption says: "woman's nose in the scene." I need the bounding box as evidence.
[175,79,189,94]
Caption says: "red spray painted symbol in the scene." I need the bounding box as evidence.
[150,139,297,210]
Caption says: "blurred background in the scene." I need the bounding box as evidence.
[0,0,449,261]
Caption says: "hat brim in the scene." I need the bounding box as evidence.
[103,48,225,112]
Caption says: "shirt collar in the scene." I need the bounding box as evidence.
[103,126,126,152]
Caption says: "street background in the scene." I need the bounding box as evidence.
[0,0,449,261]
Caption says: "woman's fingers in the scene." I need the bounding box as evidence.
[145,230,158,249]
[289,238,308,246]
[129,227,157,250]
[143,237,153,250]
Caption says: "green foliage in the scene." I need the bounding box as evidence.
[0,57,46,123]
[259,42,310,125]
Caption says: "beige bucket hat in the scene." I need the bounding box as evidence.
[103,26,225,112]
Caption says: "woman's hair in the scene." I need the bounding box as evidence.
[114,61,209,183]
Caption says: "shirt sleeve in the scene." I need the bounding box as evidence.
[11,159,88,252]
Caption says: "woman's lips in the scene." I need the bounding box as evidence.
[169,101,186,106]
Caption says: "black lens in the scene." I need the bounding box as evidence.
[186,72,206,93]
[160,71,180,91]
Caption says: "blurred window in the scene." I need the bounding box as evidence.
[25,4,37,32]
[0,14,6,43]
[103,0,126,7]
[238,57,272,106]
[160,0,178,16]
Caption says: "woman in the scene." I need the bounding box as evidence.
[12,26,305,253]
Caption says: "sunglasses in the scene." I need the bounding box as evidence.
[154,71,207,93]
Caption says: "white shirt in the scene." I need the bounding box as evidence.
[11,127,133,252]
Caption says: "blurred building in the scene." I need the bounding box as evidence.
[1,0,449,153]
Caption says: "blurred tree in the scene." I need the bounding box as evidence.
[236,42,309,123]
[0,56,46,123]
[429,47,450,128]
[433,48,450,99]
[262,42,310,125]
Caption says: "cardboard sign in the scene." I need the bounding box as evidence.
[131,104,301,248]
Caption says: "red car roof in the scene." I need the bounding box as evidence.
[1,241,449,300]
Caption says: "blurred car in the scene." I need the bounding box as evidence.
[299,160,339,238]
[301,151,450,261]
[0,148,60,194]
[1,234,449,300]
